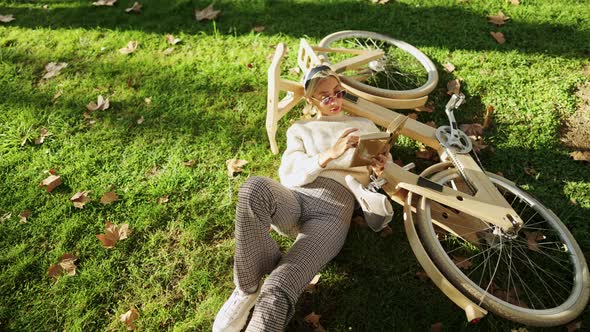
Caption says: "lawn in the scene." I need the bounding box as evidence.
[0,0,589,331]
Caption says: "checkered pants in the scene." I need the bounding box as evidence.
[233,176,355,331]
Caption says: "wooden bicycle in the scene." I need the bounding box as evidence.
[266,31,589,327]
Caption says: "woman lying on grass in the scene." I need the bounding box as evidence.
[213,65,393,331]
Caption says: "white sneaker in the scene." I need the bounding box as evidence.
[345,175,393,232]
[212,285,261,332]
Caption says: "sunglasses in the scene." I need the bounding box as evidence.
[312,90,346,105]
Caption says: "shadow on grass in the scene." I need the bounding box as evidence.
[1,0,589,59]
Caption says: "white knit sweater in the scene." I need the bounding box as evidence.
[278,114,383,189]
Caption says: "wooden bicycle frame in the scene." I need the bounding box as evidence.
[266,39,529,321]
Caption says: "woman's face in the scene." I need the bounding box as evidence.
[311,76,344,117]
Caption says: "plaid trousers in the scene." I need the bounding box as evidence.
[233,176,355,331]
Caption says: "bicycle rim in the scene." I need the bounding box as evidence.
[416,170,589,326]
[318,30,438,99]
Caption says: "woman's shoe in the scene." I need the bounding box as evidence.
[212,284,261,332]
[345,175,393,232]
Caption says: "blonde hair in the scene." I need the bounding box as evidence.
[302,66,342,117]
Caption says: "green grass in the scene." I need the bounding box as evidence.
[1,0,589,331]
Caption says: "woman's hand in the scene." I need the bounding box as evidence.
[319,128,359,168]
[370,151,392,177]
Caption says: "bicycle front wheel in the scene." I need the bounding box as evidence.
[318,30,438,99]
[416,169,589,326]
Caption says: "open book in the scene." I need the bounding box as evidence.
[350,132,393,167]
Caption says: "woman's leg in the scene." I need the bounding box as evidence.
[246,178,355,332]
[234,176,302,293]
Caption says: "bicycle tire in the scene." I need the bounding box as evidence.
[416,169,589,326]
[318,30,438,99]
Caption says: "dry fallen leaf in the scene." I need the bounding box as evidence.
[416,145,437,161]
[523,167,537,177]
[570,151,590,162]
[304,274,321,293]
[524,231,545,252]
[158,195,169,204]
[48,253,78,280]
[415,102,435,113]
[460,123,483,137]
[226,159,248,177]
[490,31,506,44]
[304,312,322,328]
[407,113,418,120]
[483,105,494,129]
[488,11,510,26]
[443,62,455,73]
[96,221,131,248]
[125,1,142,13]
[165,34,180,45]
[452,256,473,270]
[252,26,265,32]
[19,209,31,224]
[470,135,489,153]
[351,214,367,227]
[195,3,220,21]
[119,41,138,54]
[136,116,144,124]
[447,79,461,95]
[0,213,11,223]
[425,121,437,128]
[183,160,196,167]
[42,62,68,79]
[34,128,50,145]
[120,308,139,330]
[93,0,117,6]
[39,175,62,192]
[70,191,91,209]
[100,191,118,204]
[0,14,15,23]
[86,95,110,111]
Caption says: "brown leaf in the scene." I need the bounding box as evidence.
[304,274,321,293]
[304,312,322,327]
[416,145,437,160]
[483,105,494,129]
[119,41,138,54]
[524,231,545,252]
[415,271,430,282]
[443,62,455,73]
[460,123,483,137]
[125,2,142,13]
[48,253,78,280]
[19,209,31,224]
[34,128,50,145]
[447,79,461,95]
[415,102,435,113]
[425,121,437,128]
[86,95,110,111]
[158,195,169,204]
[488,11,510,26]
[566,320,582,332]
[70,191,91,209]
[226,159,248,177]
[120,308,139,330]
[93,0,117,6]
[452,256,473,270]
[379,225,394,237]
[42,62,68,79]
[407,112,418,120]
[165,34,180,45]
[195,3,220,21]
[351,215,367,227]
[0,212,12,223]
[47,264,63,280]
[252,26,265,32]
[490,31,506,44]
[100,191,118,204]
[39,175,62,192]
[0,14,16,23]
[431,322,443,332]
[570,151,590,162]
[523,167,537,176]
[470,135,489,153]
[97,221,131,248]
[183,159,196,167]
[136,116,144,124]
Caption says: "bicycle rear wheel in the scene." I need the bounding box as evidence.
[318,30,438,99]
[416,169,589,326]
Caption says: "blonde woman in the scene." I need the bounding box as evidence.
[213,65,391,331]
